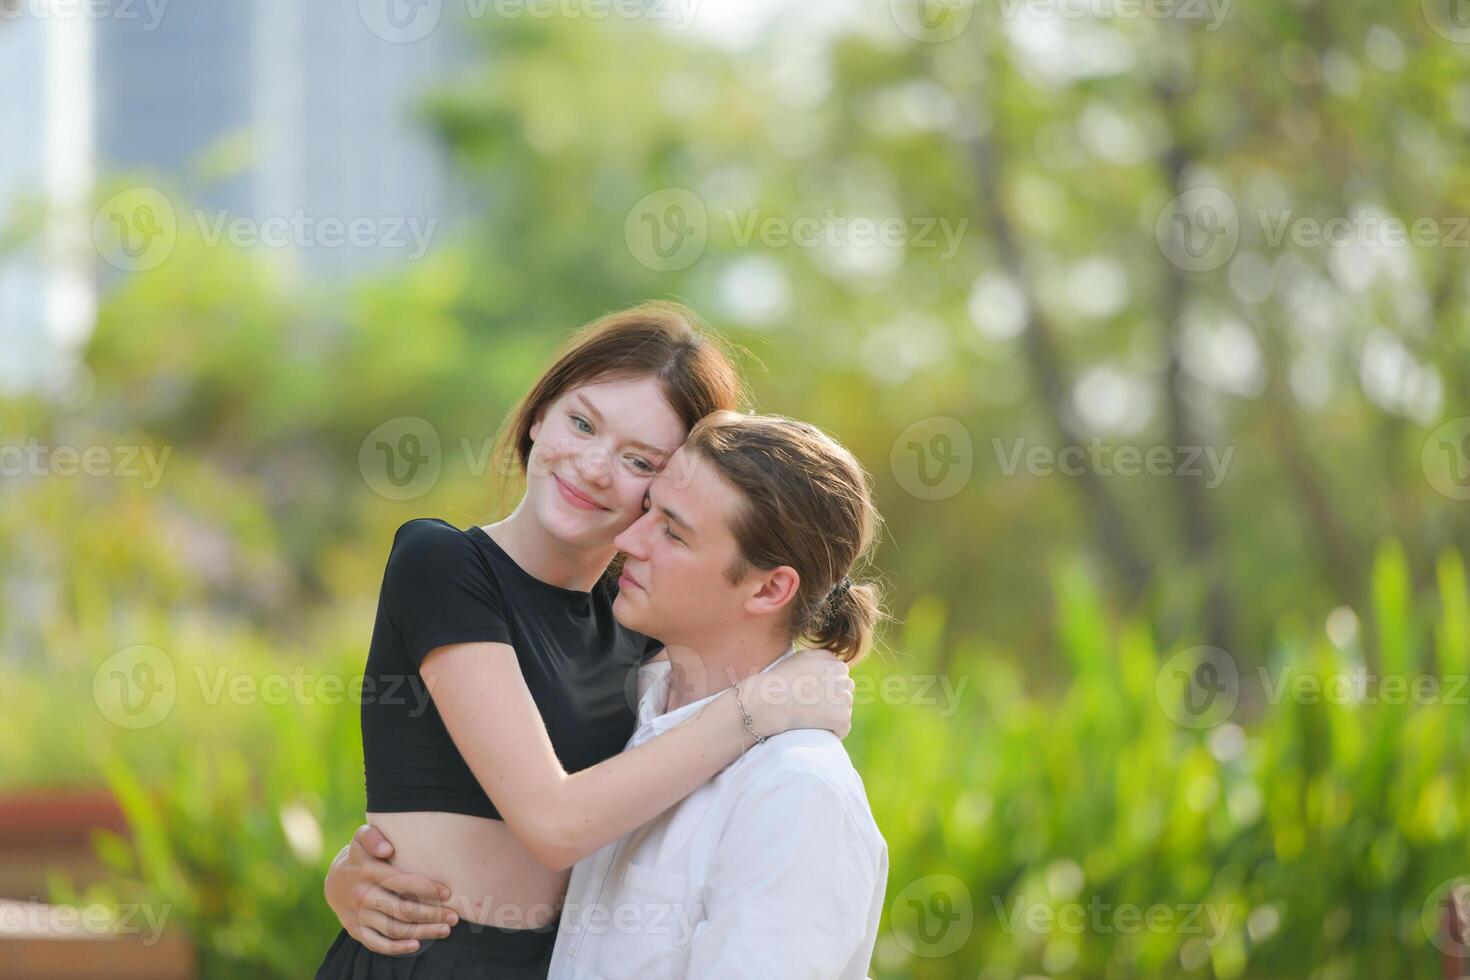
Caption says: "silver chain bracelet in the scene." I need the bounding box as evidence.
[730,681,767,754]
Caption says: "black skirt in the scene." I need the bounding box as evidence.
[314,919,558,980]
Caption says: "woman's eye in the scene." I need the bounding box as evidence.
[570,414,593,434]
[629,456,654,473]
[663,525,683,544]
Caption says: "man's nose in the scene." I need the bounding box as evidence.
[614,514,651,558]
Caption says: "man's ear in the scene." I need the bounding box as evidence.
[745,565,800,618]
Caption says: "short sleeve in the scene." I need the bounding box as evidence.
[684,767,887,978]
[381,519,513,666]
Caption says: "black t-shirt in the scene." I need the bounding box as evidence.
[362,518,662,820]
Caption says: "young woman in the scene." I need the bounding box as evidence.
[314,302,856,979]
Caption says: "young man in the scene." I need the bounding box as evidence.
[328,412,887,979]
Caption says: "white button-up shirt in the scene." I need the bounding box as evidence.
[547,648,888,979]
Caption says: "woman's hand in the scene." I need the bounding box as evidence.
[741,648,855,739]
[324,825,458,955]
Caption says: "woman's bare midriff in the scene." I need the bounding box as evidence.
[367,811,570,930]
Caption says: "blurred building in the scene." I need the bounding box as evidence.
[0,8,92,392]
[0,0,462,392]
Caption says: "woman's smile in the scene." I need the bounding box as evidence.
[553,473,609,511]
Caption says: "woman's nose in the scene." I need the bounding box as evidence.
[575,442,613,485]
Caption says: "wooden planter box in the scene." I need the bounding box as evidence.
[0,899,194,980]
[0,787,195,980]
[0,787,129,898]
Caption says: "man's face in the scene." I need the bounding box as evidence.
[611,446,750,647]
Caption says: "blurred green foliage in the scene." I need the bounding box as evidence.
[9,531,1467,977]
[854,545,1469,978]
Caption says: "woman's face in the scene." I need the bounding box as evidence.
[525,375,688,550]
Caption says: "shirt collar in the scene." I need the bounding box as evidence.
[636,646,799,742]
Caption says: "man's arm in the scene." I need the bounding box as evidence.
[683,768,887,979]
